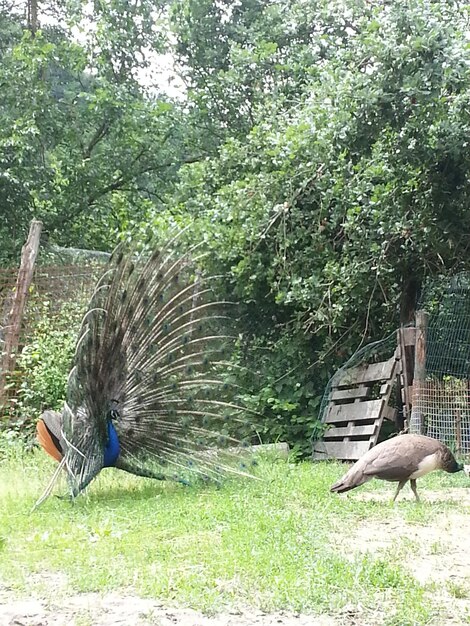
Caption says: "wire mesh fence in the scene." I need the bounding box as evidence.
[0,258,107,428]
[1,264,102,333]
[409,272,470,454]
[316,273,470,458]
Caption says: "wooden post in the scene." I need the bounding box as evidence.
[0,220,43,410]
[410,310,428,435]
[396,325,416,431]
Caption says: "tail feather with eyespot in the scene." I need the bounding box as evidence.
[35,229,260,506]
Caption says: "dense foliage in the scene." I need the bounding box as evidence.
[0,0,196,259]
[3,0,470,452]
[170,0,470,450]
[5,300,83,440]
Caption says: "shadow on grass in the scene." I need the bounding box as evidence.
[73,474,234,508]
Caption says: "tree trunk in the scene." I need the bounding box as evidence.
[400,274,421,325]
[0,220,43,412]
[28,0,39,35]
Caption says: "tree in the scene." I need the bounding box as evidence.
[0,0,196,260]
[170,0,317,141]
[170,0,470,451]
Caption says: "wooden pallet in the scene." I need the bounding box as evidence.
[313,351,399,461]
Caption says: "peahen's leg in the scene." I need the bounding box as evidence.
[410,479,420,503]
[392,479,408,502]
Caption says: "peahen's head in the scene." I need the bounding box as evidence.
[440,446,464,474]
[449,460,464,473]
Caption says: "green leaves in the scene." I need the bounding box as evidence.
[0,3,199,259]
[5,299,83,439]
[168,0,470,452]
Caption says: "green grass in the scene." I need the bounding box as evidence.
[1,442,469,625]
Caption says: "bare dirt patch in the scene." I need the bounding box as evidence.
[337,488,470,624]
[0,586,339,626]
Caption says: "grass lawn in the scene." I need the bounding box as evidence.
[1,442,470,626]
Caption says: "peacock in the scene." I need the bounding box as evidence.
[35,231,258,507]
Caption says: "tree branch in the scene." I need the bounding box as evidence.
[83,120,112,159]
[86,152,205,206]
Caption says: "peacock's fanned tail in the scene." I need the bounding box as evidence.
[35,231,258,505]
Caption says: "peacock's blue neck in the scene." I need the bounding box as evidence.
[104,420,120,467]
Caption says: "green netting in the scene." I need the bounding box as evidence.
[410,272,470,453]
[316,329,399,429]
[420,272,470,378]
[39,244,111,266]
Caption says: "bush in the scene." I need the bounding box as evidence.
[4,300,84,441]
[231,331,333,457]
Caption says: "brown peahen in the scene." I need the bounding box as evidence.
[35,232,257,506]
[330,434,463,502]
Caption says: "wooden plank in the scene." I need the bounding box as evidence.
[330,386,371,402]
[398,328,414,421]
[379,382,391,396]
[313,440,372,460]
[312,440,329,459]
[384,406,397,422]
[399,326,416,346]
[324,423,377,438]
[334,357,397,388]
[396,336,409,429]
[325,399,384,423]
[380,373,396,406]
